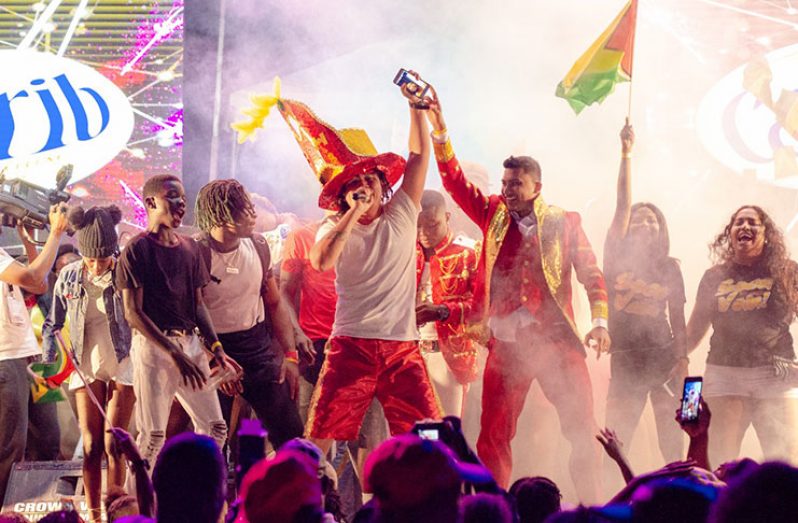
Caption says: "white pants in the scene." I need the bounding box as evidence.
[131,333,227,467]
[423,349,463,417]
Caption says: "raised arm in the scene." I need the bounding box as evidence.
[397,71,432,204]
[607,119,634,244]
[0,204,69,294]
[399,104,431,204]
[426,88,491,229]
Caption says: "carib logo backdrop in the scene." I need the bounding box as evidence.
[696,43,798,189]
[0,50,134,187]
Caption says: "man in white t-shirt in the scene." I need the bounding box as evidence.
[305,78,441,454]
[0,204,69,499]
[195,179,305,450]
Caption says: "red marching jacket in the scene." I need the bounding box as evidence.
[416,232,480,384]
[433,138,608,347]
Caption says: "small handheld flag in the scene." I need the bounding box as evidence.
[29,330,75,404]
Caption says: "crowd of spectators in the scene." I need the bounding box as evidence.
[2,406,797,523]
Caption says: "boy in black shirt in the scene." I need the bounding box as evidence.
[117,174,241,467]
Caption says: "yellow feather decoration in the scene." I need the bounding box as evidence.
[231,76,282,144]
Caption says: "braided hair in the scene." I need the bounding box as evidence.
[194,179,255,232]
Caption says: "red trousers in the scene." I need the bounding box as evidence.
[477,330,600,501]
[306,336,441,440]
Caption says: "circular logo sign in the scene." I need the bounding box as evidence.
[696,44,798,189]
[0,50,134,187]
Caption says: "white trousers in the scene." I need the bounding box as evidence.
[131,332,227,467]
[423,350,464,417]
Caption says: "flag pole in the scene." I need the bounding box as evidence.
[627,0,639,121]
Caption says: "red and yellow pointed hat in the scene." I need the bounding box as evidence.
[231,78,406,210]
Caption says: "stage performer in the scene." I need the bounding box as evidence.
[416,189,479,417]
[282,216,388,489]
[289,74,439,454]
[280,216,337,422]
[687,205,798,465]
[117,174,242,472]
[0,205,69,500]
[195,179,305,449]
[603,121,687,466]
[425,93,610,501]
[42,205,135,523]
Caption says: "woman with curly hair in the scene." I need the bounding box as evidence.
[603,121,688,466]
[42,205,135,523]
[687,205,798,465]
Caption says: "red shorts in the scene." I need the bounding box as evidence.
[306,336,441,440]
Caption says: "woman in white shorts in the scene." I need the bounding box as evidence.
[687,205,798,467]
[42,205,135,523]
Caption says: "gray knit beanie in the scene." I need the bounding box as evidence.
[68,205,122,258]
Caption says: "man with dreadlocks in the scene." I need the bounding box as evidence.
[195,179,306,449]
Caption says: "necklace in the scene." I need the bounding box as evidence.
[215,246,241,274]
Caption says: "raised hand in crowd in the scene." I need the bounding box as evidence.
[596,427,634,484]
[108,427,155,518]
[676,398,711,471]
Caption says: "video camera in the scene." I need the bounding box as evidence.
[0,165,72,230]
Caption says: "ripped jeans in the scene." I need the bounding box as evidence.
[131,333,227,467]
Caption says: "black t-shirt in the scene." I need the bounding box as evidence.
[697,262,795,367]
[116,233,210,332]
[605,245,685,356]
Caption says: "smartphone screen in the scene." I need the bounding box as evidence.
[413,421,444,441]
[392,68,430,98]
[417,428,440,440]
[680,377,703,422]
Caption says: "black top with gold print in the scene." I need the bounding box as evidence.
[606,255,685,354]
[697,262,795,367]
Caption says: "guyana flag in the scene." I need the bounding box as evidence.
[29,308,74,403]
[556,0,638,114]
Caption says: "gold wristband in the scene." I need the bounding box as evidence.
[431,127,448,138]
[621,152,632,159]
[209,340,223,353]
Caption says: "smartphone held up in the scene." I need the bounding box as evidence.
[393,68,431,107]
[680,376,703,423]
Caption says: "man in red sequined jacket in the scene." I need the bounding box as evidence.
[422,93,610,502]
